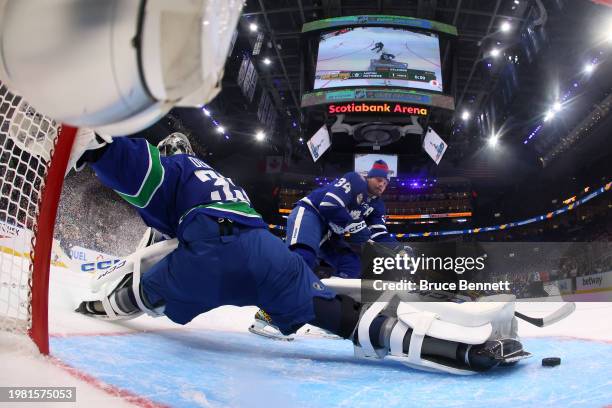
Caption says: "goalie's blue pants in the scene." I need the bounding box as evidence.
[140,210,335,334]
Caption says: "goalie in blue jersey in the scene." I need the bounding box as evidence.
[74,132,530,374]
[75,132,340,335]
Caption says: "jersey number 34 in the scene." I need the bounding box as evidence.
[334,178,351,194]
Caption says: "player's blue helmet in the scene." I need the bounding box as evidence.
[157,132,194,156]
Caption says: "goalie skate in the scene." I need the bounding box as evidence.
[248,310,294,341]
[466,338,532,369]
[75,300,140,321]
[76,273,143,321]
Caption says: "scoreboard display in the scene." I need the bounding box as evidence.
[315,26,443,92]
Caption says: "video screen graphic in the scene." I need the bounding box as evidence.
[354,154,398,178]
[314,26,443,92]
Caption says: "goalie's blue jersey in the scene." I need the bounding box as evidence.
[298,172,394,243]
[91,137,266,238]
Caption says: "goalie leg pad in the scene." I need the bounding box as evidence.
[353,294,528,374]
[100,273,143,319]
[81,239,177,320]
[77,270,164,321]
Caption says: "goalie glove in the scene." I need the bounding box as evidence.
[66,128,113,175]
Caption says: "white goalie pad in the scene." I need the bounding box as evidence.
[353,290,519,375]
[396,294,517,345]
[91,238,178,318]
[390,296,517,375]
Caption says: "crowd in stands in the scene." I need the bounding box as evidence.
[51,165,611,289]
[54,168,145,257]
[278,178,473,220]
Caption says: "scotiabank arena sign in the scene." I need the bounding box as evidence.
[328,102,429,116]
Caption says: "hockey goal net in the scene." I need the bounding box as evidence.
[0,80,76,354]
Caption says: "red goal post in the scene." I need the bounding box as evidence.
[0,80,76,354]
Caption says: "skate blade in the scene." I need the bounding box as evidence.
[74,305,139,321]
[503,351,532,363]
[248,325,294,341]
[75,309,114,320]
[302,327,341,340]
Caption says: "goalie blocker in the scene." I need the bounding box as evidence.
[78,237,532,375]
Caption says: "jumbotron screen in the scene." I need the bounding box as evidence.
[354,154,398,178]
[314,26,443,92]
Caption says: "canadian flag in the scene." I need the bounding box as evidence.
[265,156,283,173]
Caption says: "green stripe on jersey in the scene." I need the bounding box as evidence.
[179,201,262,224]
[116,143,164,208]
[203,201,262,217]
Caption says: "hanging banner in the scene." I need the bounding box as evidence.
[423,127,447,165]
[307,125,331,162]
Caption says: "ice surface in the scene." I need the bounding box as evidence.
[1,263,610,407]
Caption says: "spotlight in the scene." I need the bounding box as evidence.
[605,18,612,42]
[203,108,211,116]
[249,23,258,32]
[255,130,265,141]
[584,63,595,73]
[552,102,562,112]
[263,58,272,65]
[461,110,471,121]
[216,126,225,133]
[500,21,512,33]
[488,134,499,147]
[489,48,501,58]
[298,137,304,143]
[543,110,555,122]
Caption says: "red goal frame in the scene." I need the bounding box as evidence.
[28,125,77,354]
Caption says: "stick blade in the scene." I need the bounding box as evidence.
[515,302,576,327]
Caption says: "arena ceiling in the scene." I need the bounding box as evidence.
[145,0,610,189]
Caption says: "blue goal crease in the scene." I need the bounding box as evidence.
[50,330,612,408]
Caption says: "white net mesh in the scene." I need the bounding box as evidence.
[0,81,59,335]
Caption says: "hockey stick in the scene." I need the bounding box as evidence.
[514,302,576,327]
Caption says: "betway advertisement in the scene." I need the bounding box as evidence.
[576,271,612,293]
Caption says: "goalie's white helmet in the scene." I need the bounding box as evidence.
[157,132,193,156]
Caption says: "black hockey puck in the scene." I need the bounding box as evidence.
[542,357,561,367]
